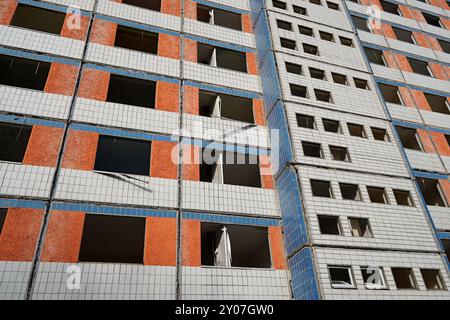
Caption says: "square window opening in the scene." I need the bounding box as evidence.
[330,146,350,162]
[302,141,324,158]
[299,25,314,37]
[323,119,342,133]
[367,186,389,204]
[332,73,348,85]
[347,123,367,138]
[318,215,342,235]
[309,67,326,80]
[329,266,355,289]
[392,268,417,289]
[303,43,319,55]
[371,127,390,142]
[296,114,316,129]
[0,122,32,163]
[114,25,158,54]
[286,62,303,75]
[106,74,156,109]
[311,179,334,198]
[290,84,308,98]
[314,89,332,103]
[319,31,334,42]
[417,178,448,207]
[393,190,414,206]
[340,183,361,201]
[281,38,297,50]
[349,218,373,237]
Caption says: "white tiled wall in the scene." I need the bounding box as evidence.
[405,149,446,174]
[0,261,32,300]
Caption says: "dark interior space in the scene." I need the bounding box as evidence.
[114,25,159,54]
[0,208,7,234]
[11,4,65,35]
[417,178,447,207]
[122,0,161,11]
[106,74,156,108]
[0,122,32,163]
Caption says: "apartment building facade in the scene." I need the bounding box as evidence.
[0,0,448,300]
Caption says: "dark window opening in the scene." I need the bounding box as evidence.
[201,223,271,268]
[293,5,307,15]
[281,38,297,50]
[354,78,370,90]
[417,178,448,207]
[197,5,242,31]
[0,54,51,91]
[392,268,417,289]
[443,240,450,264]
[348,123,367,138]
[323,119,342,133]
[438,39,450,54]
[318,215,342,235]
[364,47,386,66]
[296,114,316,129]
[302,141,324,158]
[367,186,389,204]
[299,25,314,37]
[79,214,145,264]
[0,208,7,234]
[340,183,361,201]
[424,93,449,115]
[396,126,423,151]
[349,218,373,237]
[332,73,348,85]
[392,27,415,44]
[10,4,65,35]
[272,0,287,9]
[353,16,370,32]
[309,67,326,80]
[310,0,322,5]
[421,269,445,290]
[422,12,442,28]
[407,57,432,77]
[311,179,333,198]
[371,127,390,142]
[122,0,161,11]
[329,266,355,288]
[277,19,292,31]
[380,0,400,15]
[198,43,247,72]
[0,122,32,163]
[319,31,334,42]
[393,189,413,206]
[106,74,156,109]
[379,83,402,105]
[199,90,254,123]
[330,146,350,161]
[114,25,158,54]
[303,43,319,55]
[315,89,332,103]
[286,62,303,75]
[290,84,308,98]
[339,36,353,47]
[327,1,340,10]
[94,135,151,176]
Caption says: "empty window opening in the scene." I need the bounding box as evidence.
[364,47,386,66]
[94,135,151,176]
[407,57,432,77]
[379,83,403,105]
[353,16,370,32]
[309,67,326,80]
[347,123,367,138]
[286,62,303,75]
[315,89,332,103]
[79,214,145,264]
[0,122,32,163]
[330,146,350,162]
[392,27,415,44]
[392,268,417,289]
[349,218,373,237]
[0,208,7,234]
[277,19,292,31]
[106,74,156,109]
[340,183,361,201]
[339,36,353,47]
[367,186,389,204]
[296,114,316,129]
[319,31,334,42]
[302,141,324,158]
[323,119,342,133]
[424,93,449,115]
[10,4,65,35]
[396,126,423,151]
[303,43,319,55]
[421,269,445,290]
[299,25,314,37]
[293,5,307,15]
[318,215,342,235]
[371,127,390,142]
[197,5,242,31]
[443,240,450,264]
[272,0,287,9]
[198,43,247,72]
[393,190,414,206]
[201,223,271,268]
[354,78,370,90]
[281,38,297,50]
[310,0,322,5]
[361,267,387,289]
[327,1,340,10]
[199,90,254,123]
[332,73,348,85]
[311,179,333,198]
[329,266,355,289]
[438,39,450,54]
[0,54,51,91]
[417,178,448,207]
[422,12,442,28]
[114,25,158,54]
[380,0,400,15]
[122,0,161,11]
[290,84,308,98]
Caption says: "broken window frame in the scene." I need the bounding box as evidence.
[328,265,356,289]
[349,217,373,237]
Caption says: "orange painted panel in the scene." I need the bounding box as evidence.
[0,0,17,25]
[269,226,287,270]
[44,63,79,96]
[0,208,43,261]
[246,52,258,75]
[23,126,63,167]
[253,99,265,126]
[144,217,177,266]
[417,129,436,154]
[184,0,197,19]
[242,14,252,33]
[78,69,111,101]
[260,155,274,189]
[90,18,117,46]
[161,0,181,16]
[156,81,180,112]
[41,211,85,262]
[184,38,197,62]
[158,33,180,59]
[62,130,99,170]
[182,219,201,266]
[430,132,450,156]
[60,14,90,40]
[150,141,178,179]
[183,145,200,181]
[183,86,199,115]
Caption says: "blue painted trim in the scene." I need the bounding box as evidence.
[0,47,80,66]
[375,77,450,98]
[412,170,448,180]
[19,0,92,17]
[392,119,450,135]
[0,198,46,209]
[184,80,261,99]
[0,113,65,128]
[185,34,255,53]
[51,202,177,218]
[95,14,179,37]
[83,63,180,85]
[183,212,280,227]
[437,232,450,240]
[192,0,250,15]
[182,137,270,156]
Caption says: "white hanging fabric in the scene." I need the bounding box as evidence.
[212,152,223,184]
[214,226,232,267]
[211,95,221,118]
